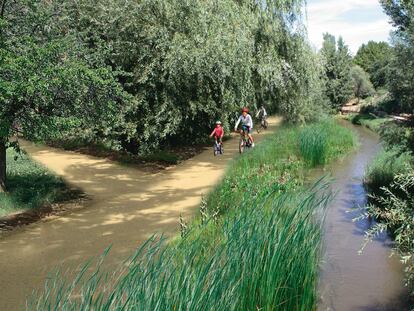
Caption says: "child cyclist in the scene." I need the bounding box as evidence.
[209,121,224,145]
[234,107,254,147]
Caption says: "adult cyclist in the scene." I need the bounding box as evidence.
[234,107,254,147]
[256,105,268,123]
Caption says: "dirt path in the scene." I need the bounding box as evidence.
[0,117,280,310]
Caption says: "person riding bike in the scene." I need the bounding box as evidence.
[209,121,224,145]
[234,107,254,147]
[256,105,268,122]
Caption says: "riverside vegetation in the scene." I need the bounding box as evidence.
[28,120,356,311]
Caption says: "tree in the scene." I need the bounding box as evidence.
[354,41,392,88]
[350,65,375,100]
[1,0,327,172]
[320,34,354,109]
[380,0,413,32]
[39,0,325,145]
[0,1,133,192]
[380,0,414,113]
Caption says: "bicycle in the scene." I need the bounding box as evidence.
[213,140,224,156]
[256,116,268,133]
[239,127,252,154]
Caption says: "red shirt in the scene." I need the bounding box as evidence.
[211,126,224,138]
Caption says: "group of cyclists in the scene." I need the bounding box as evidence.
[209,105,268,153]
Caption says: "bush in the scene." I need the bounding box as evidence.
[362,172,414,291]
[379,123,414,153]
[377,96,401,114]
[350,65,375,99]
[364,149,413,197]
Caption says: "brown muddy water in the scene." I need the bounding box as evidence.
[316,122,412,311]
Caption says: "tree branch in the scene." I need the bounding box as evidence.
[0,0,6,19]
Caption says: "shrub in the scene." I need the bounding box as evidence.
[364,149,413,197]
[350,65,375,99]
[361,172,414,291]
[379,123,414,153]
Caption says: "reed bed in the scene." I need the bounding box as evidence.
[299,120,356,167]
[29,190,329,311]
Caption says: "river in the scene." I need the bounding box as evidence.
[317,122,411,311]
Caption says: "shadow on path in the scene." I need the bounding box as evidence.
[0,117,281,310]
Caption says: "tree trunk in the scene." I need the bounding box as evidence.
[0,139,6,192]
[0,0,7,19]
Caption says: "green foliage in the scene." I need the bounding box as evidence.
[29,120,357,310]
[299,120,356,166]
[0,149,72,217]
[379,123,414,152]
[380,0,414,32]
[380,0,414,113]
[347,113,392,132]
[350,65,375,99]
[0,1,135,189]
[2,0,327,155]
[320,34,354,110]
[361,172,414,291]
[0,38,134,142]
[364,148,413,197]
[354,41,392,88]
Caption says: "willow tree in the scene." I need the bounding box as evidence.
[0,1,132,191]
[1,0,327,161]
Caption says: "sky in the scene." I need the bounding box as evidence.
[305,0,394,54]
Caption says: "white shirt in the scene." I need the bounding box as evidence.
[235,114,253,129]
[256,107,267,118]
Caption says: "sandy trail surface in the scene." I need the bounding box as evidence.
[0,117,279,310]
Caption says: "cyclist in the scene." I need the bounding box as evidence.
[209,121,224,146]
[256,105,268,122]
[234,107,254,147]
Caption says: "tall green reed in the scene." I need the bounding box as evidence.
[299,120,356,167]
[29,188,331,311]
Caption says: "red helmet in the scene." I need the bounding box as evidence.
[241,107,249,113]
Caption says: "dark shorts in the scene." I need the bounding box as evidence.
[242,125,252,134]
